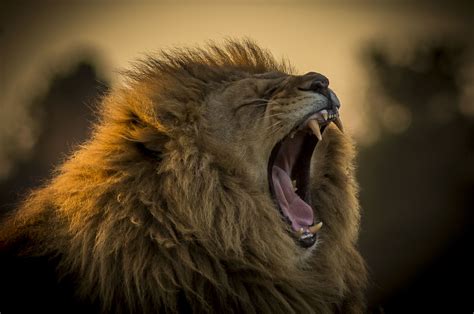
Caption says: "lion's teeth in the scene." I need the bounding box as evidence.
[291,180,298,192]
[297,228,304,237]
[309,222,323,234]
[296,222,322,238]
[321,110,328,121]
[308,119,322,140]
[333,117,344,133]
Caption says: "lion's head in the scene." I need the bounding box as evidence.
[201,67,345,249]
[1,39,366,312]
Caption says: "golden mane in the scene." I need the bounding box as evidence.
[0,39,366,313]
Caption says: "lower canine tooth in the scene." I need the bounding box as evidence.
[308,120,322,140]
[309,222,323,234]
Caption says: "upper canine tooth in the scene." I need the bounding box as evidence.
[308,119,322,140]
[333,117,344,133]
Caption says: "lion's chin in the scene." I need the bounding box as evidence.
[267,109,343,248]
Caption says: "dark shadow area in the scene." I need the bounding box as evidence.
[0,56,109,313]
[0,60,109,217]
[358,39,473,312]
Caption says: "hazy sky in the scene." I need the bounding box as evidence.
[0,0,471,178]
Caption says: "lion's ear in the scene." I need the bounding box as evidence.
[134,136,165,161]
[126,115,169,161]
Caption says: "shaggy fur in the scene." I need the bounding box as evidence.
[0,40,366,313]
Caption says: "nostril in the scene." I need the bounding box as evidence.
[309,80,328,91]
[298,72,330,95]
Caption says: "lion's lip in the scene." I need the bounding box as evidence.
[268,108,343,248]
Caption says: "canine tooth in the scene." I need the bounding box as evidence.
[333,117,344,133]
[292,180,298,192]
[308,119,322,140]
[309,222,323,234]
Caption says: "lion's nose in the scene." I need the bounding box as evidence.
[298,72,330,96]
[298,72,341,111]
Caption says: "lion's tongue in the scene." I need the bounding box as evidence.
[272,165,314,231]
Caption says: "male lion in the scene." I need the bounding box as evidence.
[0,40,367,313]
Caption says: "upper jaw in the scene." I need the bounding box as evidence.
[290,108,343,139]
[287,90,343,141]
[279,88,341,136]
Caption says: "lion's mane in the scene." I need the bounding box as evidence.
[0,40,366,313]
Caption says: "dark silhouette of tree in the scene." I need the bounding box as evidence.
[0,60,109,216]
[358,40,473,313]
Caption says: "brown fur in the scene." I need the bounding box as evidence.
[0,40,366,313]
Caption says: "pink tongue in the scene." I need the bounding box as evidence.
[272,166,314,231]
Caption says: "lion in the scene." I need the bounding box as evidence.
[0,40,367,313]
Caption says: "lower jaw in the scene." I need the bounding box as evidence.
[298,230,318,248]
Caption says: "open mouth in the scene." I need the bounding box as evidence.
[268,108,344,248]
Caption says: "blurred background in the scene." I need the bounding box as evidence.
[1,0,472,312]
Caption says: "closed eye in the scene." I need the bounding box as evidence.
[232,85,279,115]
[233,98,269,115]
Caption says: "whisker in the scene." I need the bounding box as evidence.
[256,112,286,122]
[266,112,286,118]
[267,124,285,139]
[265,120,283,131]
